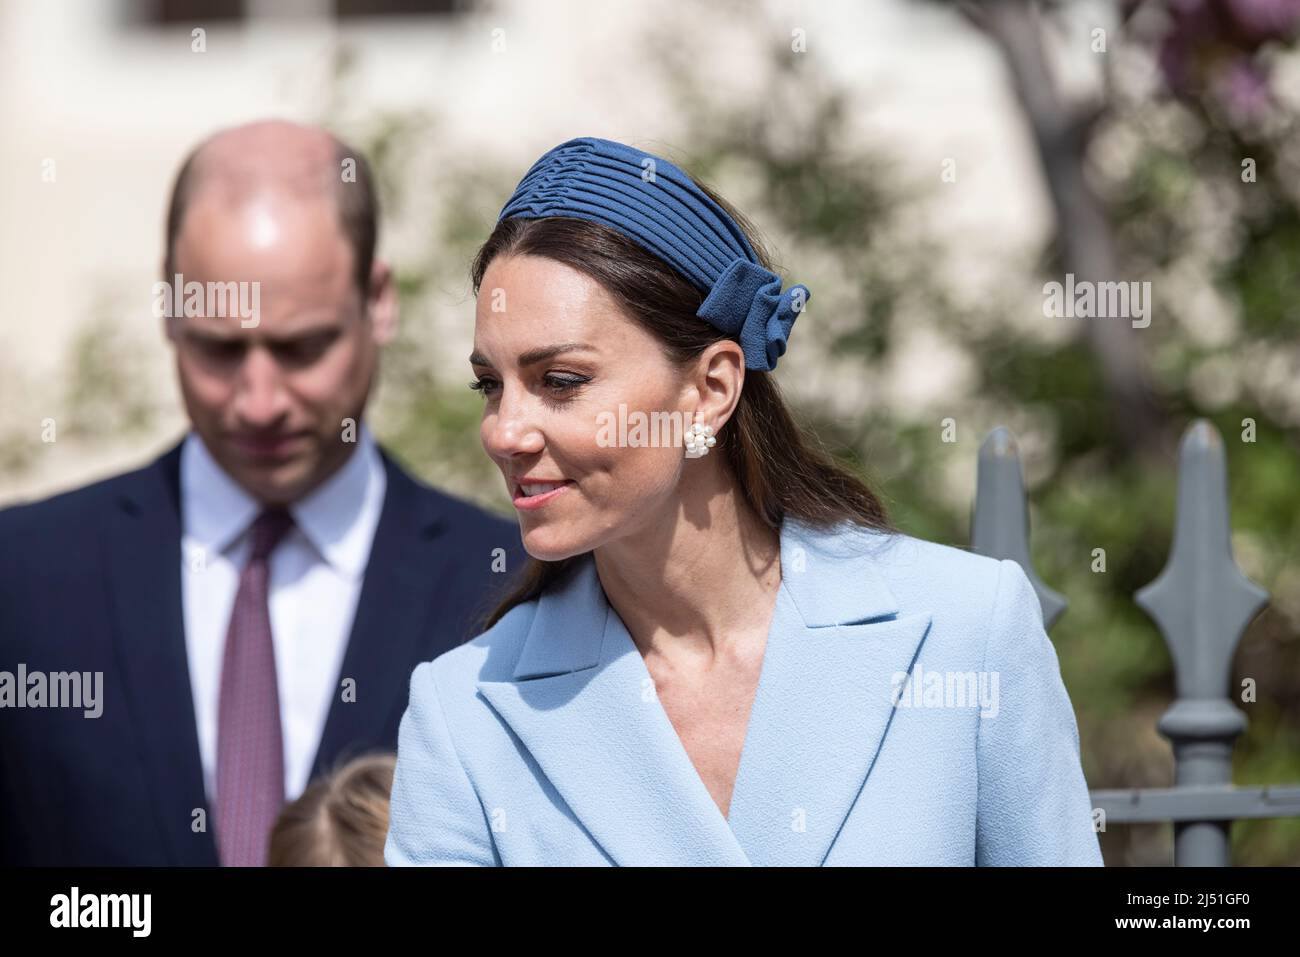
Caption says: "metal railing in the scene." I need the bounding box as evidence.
[970,419,1300,865]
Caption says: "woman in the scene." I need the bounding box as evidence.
[384,136,1103,866]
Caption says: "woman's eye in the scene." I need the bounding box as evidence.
[543,373,590,394]
[468,373,589,399]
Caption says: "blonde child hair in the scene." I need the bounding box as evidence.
[268,752,396,866]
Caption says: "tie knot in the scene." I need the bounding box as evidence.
[247,507,294,561]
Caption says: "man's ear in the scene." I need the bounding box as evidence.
[160,257,178,343]
[366,258,399,346]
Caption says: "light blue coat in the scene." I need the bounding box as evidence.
[385,516,1104,866]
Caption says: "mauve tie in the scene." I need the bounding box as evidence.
[216,506,295,867]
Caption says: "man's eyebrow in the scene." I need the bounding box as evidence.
[262,326,341,345]
[177,324,243,342]
[469,342,599,368]
[179,324,341,344]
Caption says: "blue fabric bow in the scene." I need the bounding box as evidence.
[697,258,809,372]
[497,136,810,372]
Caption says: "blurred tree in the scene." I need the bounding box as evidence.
[958,0,1173,459]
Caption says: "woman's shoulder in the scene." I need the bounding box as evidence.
[874,527,1003,581]
[422,596,542,691]
[810,520,1003,587]
[414,555,608,710]
[835,524,1022,629]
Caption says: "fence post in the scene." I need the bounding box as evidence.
[971,426,1067,628]
[1134,419,1270,866]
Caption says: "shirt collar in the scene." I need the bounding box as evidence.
[291,426,386,580]
[180,425,386,581]
[181,432,259,559]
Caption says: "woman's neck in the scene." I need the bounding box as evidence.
[592,461,781,663]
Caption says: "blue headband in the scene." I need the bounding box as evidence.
[496,136,809,372]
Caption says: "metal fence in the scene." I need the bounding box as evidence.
[970,419,1300,865]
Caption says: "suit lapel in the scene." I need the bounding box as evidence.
[311,451,451,779]
[103,442,470,863]
[478,516,931,867]
[103,440,218,866]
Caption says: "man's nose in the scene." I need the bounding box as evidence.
[232,346,290,427]
[482,383,545,459]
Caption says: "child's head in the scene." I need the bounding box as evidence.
[268,752,396,866]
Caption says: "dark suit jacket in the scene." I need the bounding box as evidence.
[0,437,528,865]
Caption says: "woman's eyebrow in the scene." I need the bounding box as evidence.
[469,342,598,368]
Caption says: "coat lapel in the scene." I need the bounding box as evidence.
[478,516,931,867]
[724,519,932,866]
[103,440,218,866]
[477,559,751,866]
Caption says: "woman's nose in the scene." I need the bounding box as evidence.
[481,386,545,458]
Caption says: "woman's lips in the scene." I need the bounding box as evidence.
[512,479,574,510]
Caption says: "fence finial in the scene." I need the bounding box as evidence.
[1134,418,1269,866]
[971,426,1067,628]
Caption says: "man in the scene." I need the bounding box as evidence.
[0,120,526,866]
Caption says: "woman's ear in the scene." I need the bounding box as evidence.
[366,258,399,345]
[691,339,745,428]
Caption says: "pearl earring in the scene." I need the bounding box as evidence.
[684,411,716,459]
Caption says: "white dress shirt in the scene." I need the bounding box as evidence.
[180,425,387,803]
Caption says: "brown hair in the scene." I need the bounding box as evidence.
[267,752,396,867]
[470,171,894,633]
[163,134,379,294]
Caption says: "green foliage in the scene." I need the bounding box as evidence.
[61,313,156,443]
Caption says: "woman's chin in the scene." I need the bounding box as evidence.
[521,527,590,562]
